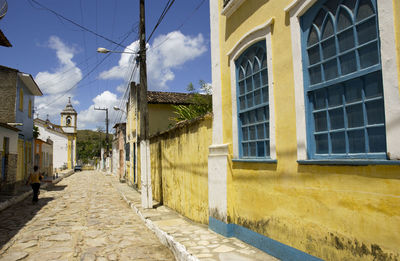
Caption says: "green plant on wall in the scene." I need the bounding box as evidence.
[172,80,212,123]
[33,126,39,139]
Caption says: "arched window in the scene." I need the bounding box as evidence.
[301,0,386,158]
[236,41,270,158]
[66,116,72,126]
[19,88,24,111]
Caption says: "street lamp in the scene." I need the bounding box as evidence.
[96,0,151,209]
[113,106,126,114]
[97,47,137,55]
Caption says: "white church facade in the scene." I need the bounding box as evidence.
[34,98,77,170]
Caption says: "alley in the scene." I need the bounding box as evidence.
[0,171,175,261]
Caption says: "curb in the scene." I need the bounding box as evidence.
[115,186,199,261]
[0,170,74,212]
[0,190,33,212]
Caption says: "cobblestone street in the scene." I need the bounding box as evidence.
[0,171,175,261]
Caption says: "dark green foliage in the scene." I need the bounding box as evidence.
[33,126,39,139]
[77,130,113,164]
[171,80,212,122]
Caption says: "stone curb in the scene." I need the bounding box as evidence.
[0,170,75,212]
[114,184,199,261]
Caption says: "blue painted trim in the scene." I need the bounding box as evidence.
[209,217,322,261]
[232,158,277,164]
[235,41,271,159]
[209,217,234,237]
[297,159,400,166]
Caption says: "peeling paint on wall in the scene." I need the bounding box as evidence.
[149,114,212,224]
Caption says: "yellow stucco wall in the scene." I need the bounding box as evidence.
[149,104,179,135]
[150,115,212,224]
[127,102,188,188]
[218,0,400,260]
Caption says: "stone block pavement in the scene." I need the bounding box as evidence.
[108,173,278,261]
[0,170,278,261]
[0,169,74,212]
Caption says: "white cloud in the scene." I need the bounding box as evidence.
[99,31,207,90]
[34,36,82,121]
[99,41,139,81]
[116,84,127,94]
[78,91,122,129]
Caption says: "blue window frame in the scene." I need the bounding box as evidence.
[236,41,270,158]
[301,0,386,159]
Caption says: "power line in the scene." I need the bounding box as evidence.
[28,0,136,52]
[39,32,139,109]
[149,0,206,52]
[147,0,175,43]
[35,26,137,89]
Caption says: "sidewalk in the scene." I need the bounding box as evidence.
[107,173,278,261]
[0,169,75,212]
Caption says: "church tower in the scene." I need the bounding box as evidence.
[61,98,77,169]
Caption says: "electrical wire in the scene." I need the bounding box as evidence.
[39,32,138,109]
[149,0,206,52]
[147,0,175,43]
[28,0,136,53]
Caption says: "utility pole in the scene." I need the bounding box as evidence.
[94,107,109,155]
[138,0,152,208]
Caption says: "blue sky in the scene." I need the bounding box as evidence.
[0,0,211,130]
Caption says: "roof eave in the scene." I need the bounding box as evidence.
[18,73,43,96]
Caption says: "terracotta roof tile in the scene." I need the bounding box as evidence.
[147,91,196,105]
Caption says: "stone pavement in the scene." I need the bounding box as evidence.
[109,173,278,261]
[0,169,74,212]
[0,170,174,260]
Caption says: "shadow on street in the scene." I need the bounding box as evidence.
[0,196,54,249]
[42,184,67,192]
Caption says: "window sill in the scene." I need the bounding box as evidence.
[232,158,277,164]
[297,159,400,166]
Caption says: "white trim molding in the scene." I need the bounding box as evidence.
[210,0,224,145]
[208,0,229,223]
[288,0,400,160]
[221,0,246,17]
[228,19,276,160]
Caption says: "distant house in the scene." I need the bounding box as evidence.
[125,83,196,187]
[0,65,42,193]
[34,138,53,178]
[112,123,126,181]
[34,99,77,171]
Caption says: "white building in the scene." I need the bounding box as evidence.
[34,99,78,170]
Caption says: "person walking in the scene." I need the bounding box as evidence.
[26,166,43,204]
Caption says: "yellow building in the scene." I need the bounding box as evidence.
[125,82,196,188]
[209,0,400,260]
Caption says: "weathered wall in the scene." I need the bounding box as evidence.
[216,0,400,260]
[149,104,179,135]
[0,126,19,193]
[149,114,212,224]
[0,68,17,123]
